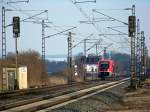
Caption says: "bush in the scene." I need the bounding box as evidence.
[0,50,49,88]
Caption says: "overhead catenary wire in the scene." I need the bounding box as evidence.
[5,10,48,27]
[74,0,96,4]
[107,27,128,35]
[44,27,77,39]
[7,0,29,4]
[92,9,128,25]
[4,0,48,21]
[71,34,94,49]
[69,0,128,46]
[86,39,102,51]
[93,8,133,11]
[106,26,130,45]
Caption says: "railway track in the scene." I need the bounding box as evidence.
[0,78,129,112]
[0,82,82,98]
[0,80,106,98]
[0,80,108,110]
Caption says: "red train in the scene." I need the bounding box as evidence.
[98,59,115,79]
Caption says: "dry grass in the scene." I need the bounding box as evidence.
[107,79,150,112]
[48,75,68,86]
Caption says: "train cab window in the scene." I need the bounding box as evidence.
[100,62,109,69]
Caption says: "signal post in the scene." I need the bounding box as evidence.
[13,16,20,89]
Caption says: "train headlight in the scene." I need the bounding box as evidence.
[75,72,78,76]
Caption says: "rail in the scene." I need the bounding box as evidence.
[1,78,129,112]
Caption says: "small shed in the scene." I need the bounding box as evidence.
[1,64,27,91]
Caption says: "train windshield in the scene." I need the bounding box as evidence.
[100,62,109,69]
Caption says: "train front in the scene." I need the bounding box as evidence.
[98,59,114,79]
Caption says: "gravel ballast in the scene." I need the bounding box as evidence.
[50,81,129,112]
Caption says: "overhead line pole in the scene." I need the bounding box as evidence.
[1,5,7,92]
[144,46,148,79]
[141,31,145,82]
[2,6,6,59]
[84,39,87,57]
[68,32,73,83]
[130,5,137,88]
[42,20,45,63]
[96,44,98,56]
[136,19,141,85]
[42,27,76,63]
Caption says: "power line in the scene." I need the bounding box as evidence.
[7,0,29,4]
[92,9,128,25]
[4,0,48,21]
[74,0,96,4]
[44,27,77,39]
[70,0,127,46]
[5,10,48,27]
[71,34,94,49]
[86,39,102,52]
[93,8,132,11]
[107,27,128,35]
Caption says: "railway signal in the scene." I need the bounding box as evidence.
[13,16,21,90]
[13,16,20,37]
[128,16,136,37]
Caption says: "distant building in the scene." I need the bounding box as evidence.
[74,55,101,81]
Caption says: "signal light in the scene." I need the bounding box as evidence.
[128,16,136,37]
[13,16,20,36]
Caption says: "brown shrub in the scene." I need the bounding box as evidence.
[0,50,49,88]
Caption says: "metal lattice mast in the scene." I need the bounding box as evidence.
[68,32,72,68]
[104,47,107,59]
[42,20,45,63]
[144,46,148,77]
[136,19,141,80]
[1,6,7,91]
[130,5,137,87]
[84,39,86,57]
[96,44,98,56]
[67,32,72,82]
[141,31,145,81]
[2,6,6,59]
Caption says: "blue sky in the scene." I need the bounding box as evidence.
[0,0,150,59]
